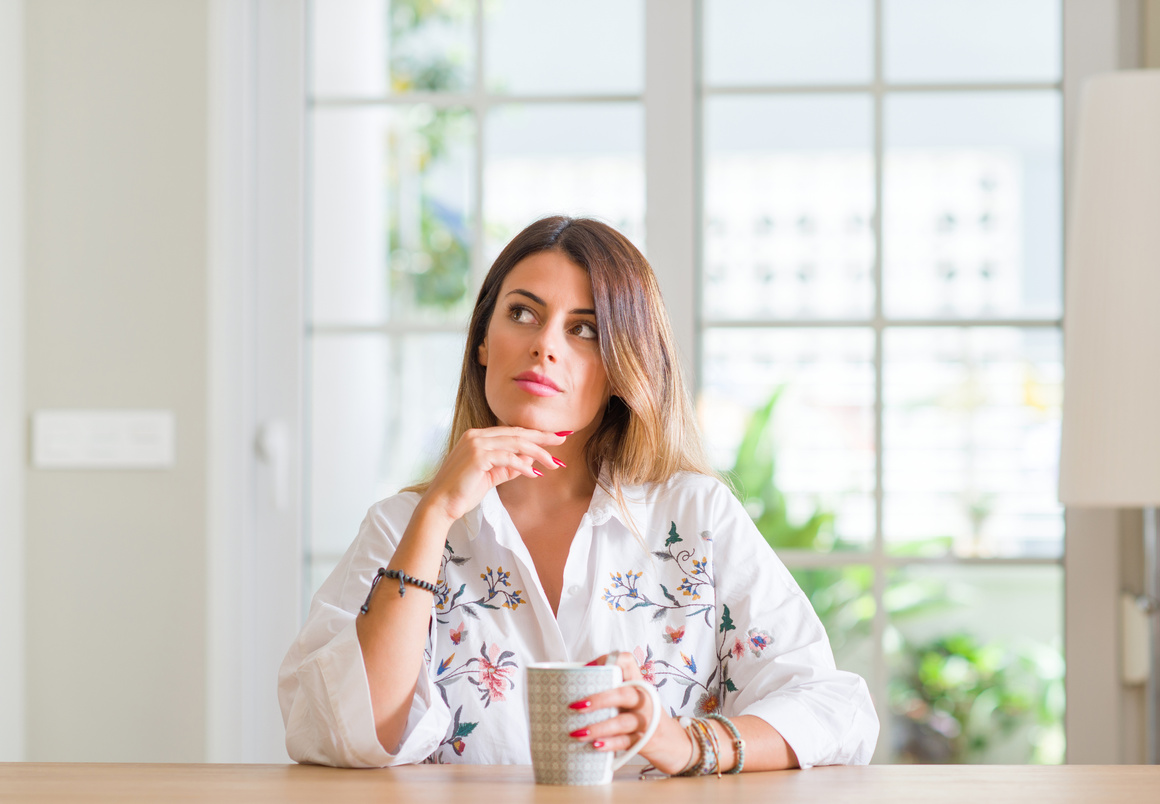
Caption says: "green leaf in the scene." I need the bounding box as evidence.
[454,720,477,738]
[726,678,738,693]
[665,521,682,546]
[720,604,735,634]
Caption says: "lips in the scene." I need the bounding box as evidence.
[513,371,562,397]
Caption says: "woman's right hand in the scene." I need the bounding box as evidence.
[420,427,568,524]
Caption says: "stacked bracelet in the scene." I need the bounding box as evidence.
[677,717,718,776]
[360,568,437,614]
[674,714,744,777]
[706,713,745,775]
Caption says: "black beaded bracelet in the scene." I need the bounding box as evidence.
[360,568,437,613]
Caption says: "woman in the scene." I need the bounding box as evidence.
[279,216,878,773]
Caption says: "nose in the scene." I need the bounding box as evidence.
[530,326,559,363]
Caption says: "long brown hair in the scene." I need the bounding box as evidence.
[406,216,717,506]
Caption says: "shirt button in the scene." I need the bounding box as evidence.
[568,585,581,596]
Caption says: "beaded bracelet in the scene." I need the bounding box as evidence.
[360,568,437,614]
[706,713,745,775]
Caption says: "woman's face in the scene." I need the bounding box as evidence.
[478,250,612,435]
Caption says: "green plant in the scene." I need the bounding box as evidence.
[385,2,473,312]
[890,632,1065,764]
[727,388,1065,764]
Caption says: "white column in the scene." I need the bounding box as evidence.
[0,0,25,763]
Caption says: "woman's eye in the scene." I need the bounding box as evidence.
[509,305,535,323]
[572,321,598,340]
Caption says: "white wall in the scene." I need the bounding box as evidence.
[0,0,26,762]
[23,0,209,761]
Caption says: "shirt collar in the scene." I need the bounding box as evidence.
[465,475,652,541]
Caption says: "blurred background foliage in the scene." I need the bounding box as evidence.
[386,0,473,311]
[727,388,1064,764]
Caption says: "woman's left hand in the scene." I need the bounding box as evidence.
[568,651,694,775]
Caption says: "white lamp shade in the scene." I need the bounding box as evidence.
[1059,71,1160,507]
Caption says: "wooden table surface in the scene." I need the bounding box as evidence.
[2,762,1158,803]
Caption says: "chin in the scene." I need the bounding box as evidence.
[491,405,561,433]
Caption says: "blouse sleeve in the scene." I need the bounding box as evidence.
[708,483,880,767]
[277,494,452,767]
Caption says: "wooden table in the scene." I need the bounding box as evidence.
[2,762,1158,803]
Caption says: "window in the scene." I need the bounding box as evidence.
[306,0,645,593]
[304,0,1067,764]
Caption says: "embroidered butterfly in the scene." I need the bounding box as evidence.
[663,625,685,644]
[450,622,467,645]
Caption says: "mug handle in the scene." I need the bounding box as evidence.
[609,680,664,771]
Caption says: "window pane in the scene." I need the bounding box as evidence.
[887,565,1064,764]
[704,95,875,321]
[311,0,476,96]
[883,92,1061,320]
[309,332,465,559]
[484,0,644,96]
[484,103,644,264]
[311,106,475,324]
[701,328,875,550]
[883,327,1063,558]
[704,0,872,87]
[884,0,1061,85]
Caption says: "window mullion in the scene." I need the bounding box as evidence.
[644,0,698,383]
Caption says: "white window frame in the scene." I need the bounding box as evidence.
[212,0,1134,763]
[0,0,26,764]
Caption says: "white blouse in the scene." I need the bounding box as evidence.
[278,472,879,768]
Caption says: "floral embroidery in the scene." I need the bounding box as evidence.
[745,628,773,656]
[602,522,714,626]
[663,625,685,644]
[632,646,657,684]
[434,541,525,623]
[424,705,478,764]
[434,641,518,708]
[695,691,720,715]
[450,622,467,645]
[630,601,777,718]
[472,642,517,703]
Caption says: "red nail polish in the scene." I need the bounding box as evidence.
[584,659,601,666]
[570,728,590,739]
[592,740,605,750]
[568,700,591,710]
[532,468,543,477]
[553,457,566,468]
[555,430,573,436]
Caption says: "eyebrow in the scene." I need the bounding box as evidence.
[506,288,596,317]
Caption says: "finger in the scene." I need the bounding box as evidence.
[612,651,643,682]
[466,426,569,446]
[480,449,542,480]
[470,435,564,472]
[573,685,643,713]
[590,734,636,753]
[570,711,648,742]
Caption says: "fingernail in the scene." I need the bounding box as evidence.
[569,700,591,710]
[592,741,605,750]
[532,468,543,477]
[552,457,567,468]
[569,728,590,739]
[555,430,573,437]
[584,659,601,666]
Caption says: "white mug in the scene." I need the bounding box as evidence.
[525,662,662,785]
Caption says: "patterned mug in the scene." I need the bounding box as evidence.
[526,662,663,785]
